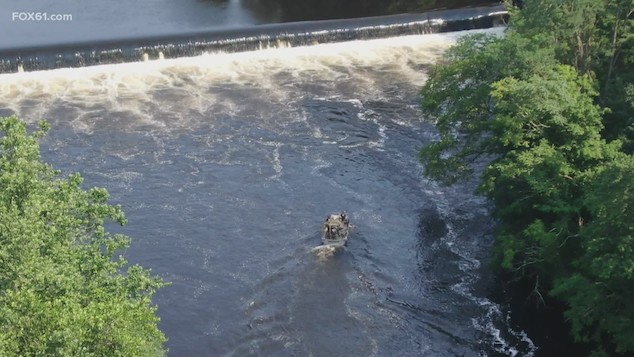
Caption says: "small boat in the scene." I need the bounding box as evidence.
[322,212,350,247]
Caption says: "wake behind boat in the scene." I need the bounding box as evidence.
[322,212,350,247]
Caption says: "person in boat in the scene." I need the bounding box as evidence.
[326,223,337,240]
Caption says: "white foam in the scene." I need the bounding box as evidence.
[436,210,536,356]
[1,27,504,85]
[0,28,506,133]
[311,244,341,261]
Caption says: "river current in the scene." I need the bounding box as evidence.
[0,28,535,356]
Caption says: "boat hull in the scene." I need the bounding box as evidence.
[321,236,348,247]
[322,213,350,247]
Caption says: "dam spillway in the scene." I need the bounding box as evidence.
[0,5,506,73]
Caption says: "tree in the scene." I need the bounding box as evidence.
[419,31,558,184]
[0,116,167,356]
[551,155,634,355]
[509,0,634,149]
[482,65,621,276]
[594,0,634,150]
[508,0,605,73]
[418,1,634,353]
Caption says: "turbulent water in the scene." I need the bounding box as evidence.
[0,28,536,356]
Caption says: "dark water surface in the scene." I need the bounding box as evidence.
[0,0,261,49]
[0,0,500,50]
[0,0,507,74]
[0,29,534,356]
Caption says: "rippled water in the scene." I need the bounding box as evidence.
[0,28,535,356]
[0,0,261,49]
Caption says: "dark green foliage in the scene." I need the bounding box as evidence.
[420,32,558,184]
[595,0,634,149]
[509,0,605,72]
[552,155,634,354]
[0,116,167,356]
[419,0,634,354]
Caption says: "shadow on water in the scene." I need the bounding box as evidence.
[242,0,501,22]
[416,189,589,356]
[414,199,538,356]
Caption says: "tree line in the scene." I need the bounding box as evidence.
[0,117,167,356]
[419,0,633,355]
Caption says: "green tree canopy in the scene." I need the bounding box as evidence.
[552,154,634,355]
[418,0,634,354]
[0,116,167,356]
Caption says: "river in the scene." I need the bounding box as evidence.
[0,0,499,50]
[0,27,537,356]
[0,0,542,352]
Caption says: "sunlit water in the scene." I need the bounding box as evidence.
[0,28,536,356]
[0,0,261,49]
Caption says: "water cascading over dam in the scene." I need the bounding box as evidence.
[0,3,537,356]
[0,5,506,73]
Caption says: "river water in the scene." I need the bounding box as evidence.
[0,0,261,49]
[0,28,535,356]
[0,0,499,50]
